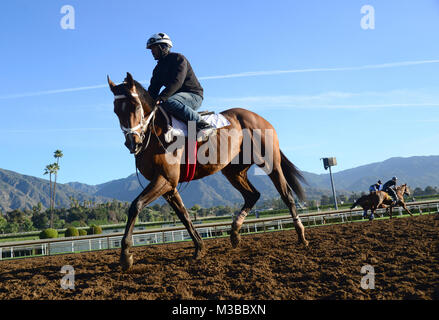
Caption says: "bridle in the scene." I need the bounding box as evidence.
[114,92,158,189]
[114,93,156,143]
[114,92,172,158]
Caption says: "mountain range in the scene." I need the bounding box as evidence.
[1,155,438,211]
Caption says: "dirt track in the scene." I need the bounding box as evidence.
[0,214,438,300]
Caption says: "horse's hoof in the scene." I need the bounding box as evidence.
[301,239,309,247]
[230,230,241,248]
[120,253,133,272]
[193,247,206,260]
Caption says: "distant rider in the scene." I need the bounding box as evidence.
[382,177,398,205]
[369,180,382,193]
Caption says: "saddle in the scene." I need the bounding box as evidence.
[382,192,393,201]
[157,108,231,182]
[160,108,231,143]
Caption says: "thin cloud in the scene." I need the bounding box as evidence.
[0,84,110,99]
[1,59,439,99]
[199,59,439,80]
[0,128,115,133]
[212,88,439,110]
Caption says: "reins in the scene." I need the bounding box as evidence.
[149,106,188,194]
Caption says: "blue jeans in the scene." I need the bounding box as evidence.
[161,92,203,123]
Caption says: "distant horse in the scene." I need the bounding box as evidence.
[350,184,412,220]
[107,73,308,271]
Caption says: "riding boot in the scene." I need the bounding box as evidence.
[196,119,214,130]
[196,120,216,142]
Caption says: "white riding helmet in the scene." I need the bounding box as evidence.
[146,33,173,49]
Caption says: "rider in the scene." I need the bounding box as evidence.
[146,33,213,131]
[382,177,398,205]
[369,180,382,193]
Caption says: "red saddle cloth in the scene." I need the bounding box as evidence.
[181,138,197,182]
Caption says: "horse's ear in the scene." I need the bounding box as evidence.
[107,75,116,93]
[126,72,135,90]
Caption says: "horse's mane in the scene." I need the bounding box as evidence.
[133,80,147,97]
[132,80,154,107]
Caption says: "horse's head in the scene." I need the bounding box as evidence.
[397,183,410,197]
[402,184,411,196]
[107,72,154,155]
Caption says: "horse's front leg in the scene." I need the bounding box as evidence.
[401,202,413,216]
[120,175,172,271]
[163,189,205,259]
[362,209,368,219]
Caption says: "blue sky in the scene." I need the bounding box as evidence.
[1,0,439,185]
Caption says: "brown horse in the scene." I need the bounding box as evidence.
[350,184,412,220]
[107,73,308,271]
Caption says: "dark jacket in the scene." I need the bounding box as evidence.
[147,52,203,102]
[382,180,396,191]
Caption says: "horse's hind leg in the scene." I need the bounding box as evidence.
[164,189,205,258]
[221,164,260,248]
[266,165,308,247]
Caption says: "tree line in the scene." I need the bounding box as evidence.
[0,198,239,234]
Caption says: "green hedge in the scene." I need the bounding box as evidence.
[78,229,87,236]
[88,224,103,235]
[65,227,79,237]
[39,228,58,239]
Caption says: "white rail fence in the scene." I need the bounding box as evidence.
[1,199,438,261]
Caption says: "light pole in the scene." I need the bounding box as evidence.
[321,157,338,210]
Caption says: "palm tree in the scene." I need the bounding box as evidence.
[44,164,53,208]
[51,162,60,210]
[44,163,56,227]
[52,150,63,210]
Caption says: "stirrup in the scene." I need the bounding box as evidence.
[197,127,217,142]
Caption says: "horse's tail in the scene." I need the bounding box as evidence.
[280,150,306,202]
